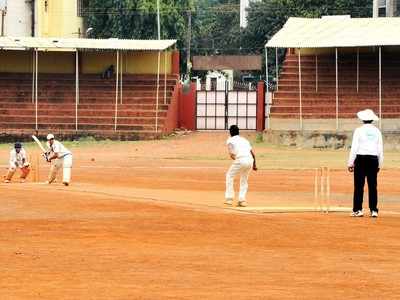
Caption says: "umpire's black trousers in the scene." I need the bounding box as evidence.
[353,155,379,212]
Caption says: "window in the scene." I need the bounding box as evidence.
[396,0,400,16]
[77,0,89,17]
[378,7,387,17]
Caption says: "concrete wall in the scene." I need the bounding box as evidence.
[0,50,174,75]
[264,129,400,150]
[80,51,172,75]
[4,0,32,36]
[35,0,84,38]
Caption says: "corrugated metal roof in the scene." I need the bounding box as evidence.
[0,37,177,51]
[266,17,400,48]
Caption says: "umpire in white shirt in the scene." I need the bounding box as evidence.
[348,109,383,218]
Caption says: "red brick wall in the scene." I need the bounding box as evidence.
[163,82,180,134]
[178,83,196,130]
[172,51,180,76]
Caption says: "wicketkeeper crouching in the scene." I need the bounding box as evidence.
[44,134,72,186]
[3,142,30,183]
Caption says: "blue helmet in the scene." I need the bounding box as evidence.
[14,142,22,149]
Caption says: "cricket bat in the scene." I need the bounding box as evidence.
[32,135,46,153]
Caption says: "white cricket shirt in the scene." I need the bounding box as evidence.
[348,124,383,167]
[9,148,27,168]
[226,135,252,159]
[48,140,72,158]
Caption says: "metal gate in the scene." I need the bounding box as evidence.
[196,85,257,130]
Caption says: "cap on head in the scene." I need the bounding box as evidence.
[357,109,379,122]
[14,142,22,149]
[46,134,55,140]
[229,125,239,137]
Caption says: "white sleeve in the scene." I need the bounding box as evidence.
[9,151,16,169]
[21,149,27,161]
[377,131,384,168]
[227,142,234,155]
[348,129,360,167]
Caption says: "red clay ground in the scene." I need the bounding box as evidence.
[1,132,400,299]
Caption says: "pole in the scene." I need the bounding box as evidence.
[114,50,119,131]
[120,52,123,104]
[335,47,339,130]
[356,48,359,93]
[32,50,35,104]
[75,50,79,131]
[35,49,38,131]
[157,0,161,40]
[156,51,161,133]
[315,54,318,93]
[164,50,167,104]
[265,47,270,130]
[187,10,192,75]
[379,46,382,129]
[1,10,5,37]
[275,48,279,91]
[298,49,302,130]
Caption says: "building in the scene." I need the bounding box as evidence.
[373,0,400,17]
[0,0,86,37]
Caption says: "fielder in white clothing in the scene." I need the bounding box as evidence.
[225,125,257,207]
[3,142,30,183]
[45,134,72,186]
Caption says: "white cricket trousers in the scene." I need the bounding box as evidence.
[51,154,72,183]
[225,156,253,202]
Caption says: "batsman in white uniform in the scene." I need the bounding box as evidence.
[45,134,72,186]
[225,125,257,207]
[3,142,30,183]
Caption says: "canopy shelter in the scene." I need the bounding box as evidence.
[0,37,177,133]
[264,17,400,130]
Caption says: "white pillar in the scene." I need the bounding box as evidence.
[335,47,339,130]
[379,46,382,129]
[265,47,270,130]
[275,47,279,91]
[114,50,119,131]
[164,50,167,104]
[35,49,38,131]
[32,50,35,104]
[315,54,318,93]
[156,51,161,133]
[75,50,79,131]
[356,48,359,93]
[298,49,303,130]
[120,51,123,104]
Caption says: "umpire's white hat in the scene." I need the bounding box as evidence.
[46,133,55,140]
[357,109,379,121]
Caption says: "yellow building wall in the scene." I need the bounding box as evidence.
[38,52,75,73]
[0,50,173,75]
[0,51,33,73]
[81,51,173,75]
[36,0,84,38]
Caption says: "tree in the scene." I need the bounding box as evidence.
[86,0,193,48]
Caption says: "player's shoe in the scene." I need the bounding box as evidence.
[19,179,26,183]
[350,210,364,217]
[238,201,248,207]
[63,182,69,186]
[370,211,378,218]
[4,179,10,183]
[224,199,233,206]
